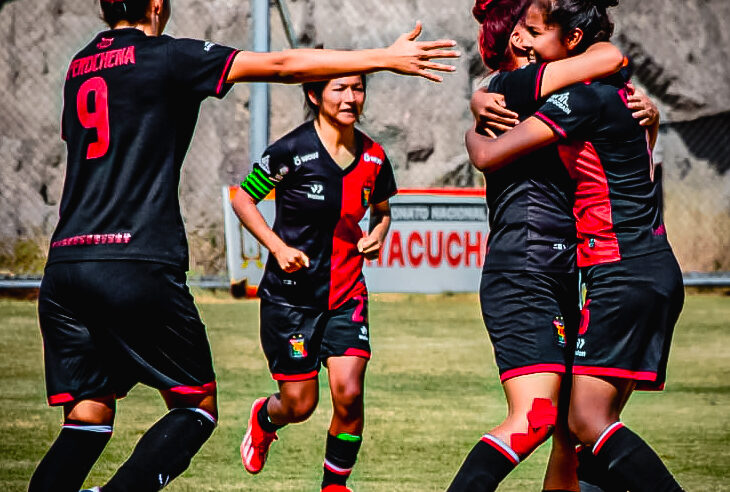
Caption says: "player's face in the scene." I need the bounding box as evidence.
[318,76,366,127]
[524,3,569,62]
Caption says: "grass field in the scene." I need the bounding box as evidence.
[1,293,728,491]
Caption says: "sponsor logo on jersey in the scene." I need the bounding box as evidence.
[575,337,587,358]
[307,183,325,201]
[359,325,369,341]
[294,152,319,167]
[258,155,271,174]
[363,153,383,165]
[547,92,571,115]
[289,334,307,359]
[96,37,114,50]
[203,41,216,52]
[553,316,566,347]
[361,186,372,207]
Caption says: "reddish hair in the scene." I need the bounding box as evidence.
[473,0,531,71]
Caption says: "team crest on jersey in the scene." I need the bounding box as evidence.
[553,316,566,347]
[361,186,372,207]
[272,165,289,183]
[547,92,571,115]
[289,334,307,359]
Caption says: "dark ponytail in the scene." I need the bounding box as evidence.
[100,0,149,28]
[538,0,619,53]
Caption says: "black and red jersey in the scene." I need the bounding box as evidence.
[47,28,238,269]
[240,121,397,310]
[484,63,577,273]
[534,73,670,267]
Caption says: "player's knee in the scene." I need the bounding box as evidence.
[567,407,604,446]
[162,383,218,420]
[332,382,363,415]
[64,396,116,426]
[507,398,558,458]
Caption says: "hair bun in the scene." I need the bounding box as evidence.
[472,0,496,23]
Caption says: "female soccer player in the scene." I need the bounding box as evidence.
[446,2,644,491]
[232,73,395,491]
[29,0,457,490]
[459,1,684,491]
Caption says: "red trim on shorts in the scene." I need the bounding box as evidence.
[48,392,75,405]
[573,366,657,382]
[480,435,519,465]
[500,363,566,383]
[397,188,486,197]
[166,381,217,396]
[272,370,318,382]
[535,112,567,138]
[593,422,624,455]
[343,348,371,360]
[216,50,238,95]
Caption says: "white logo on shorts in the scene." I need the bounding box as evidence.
[359,326,369,341]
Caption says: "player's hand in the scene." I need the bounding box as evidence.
[272,245,310,273]
[357,235,383,261]
[627,84,659,127]
[386,22,460,82]
[471,88,519,138]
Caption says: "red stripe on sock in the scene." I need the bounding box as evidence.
[593,422,624,455]
[480,436,519,465]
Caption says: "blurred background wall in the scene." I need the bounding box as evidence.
[1,0,728,275]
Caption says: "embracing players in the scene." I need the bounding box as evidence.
[233,73,396,492]
[458,0,684,491]
[29,0,457,490]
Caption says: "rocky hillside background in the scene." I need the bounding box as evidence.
[0,0,728,273]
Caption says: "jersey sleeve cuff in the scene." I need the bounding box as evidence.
[534,111,567,139]
[215,49,240,97]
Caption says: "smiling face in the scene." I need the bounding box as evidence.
[309,76,366,128]
[524,2,571,62]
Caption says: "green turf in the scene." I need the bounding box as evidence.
[1,293,728,491]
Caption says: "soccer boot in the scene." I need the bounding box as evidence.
[241,397,278,474]
[321,485,353,492]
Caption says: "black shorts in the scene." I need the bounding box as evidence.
[480,271,579,382]
[574,250,684,390]
[38,261,216,406]
[259,296,371,381]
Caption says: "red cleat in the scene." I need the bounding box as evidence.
[321,485,353,492]
[240,397,278,474]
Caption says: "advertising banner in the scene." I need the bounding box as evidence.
[222,187,489,294]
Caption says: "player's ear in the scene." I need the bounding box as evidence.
[563,27,584,52]
[307,90,320,111]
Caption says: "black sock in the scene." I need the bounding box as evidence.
[28,422,112,492]
[257,396,285,433]
[576,445,624,492]
[592,423,683,492]
[102,408,216,492]
[322,433,362,487]
[447,435,518,492]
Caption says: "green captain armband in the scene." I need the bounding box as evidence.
[241,167,275,202]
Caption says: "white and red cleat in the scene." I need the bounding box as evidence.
[321,485,353,492]
[241,397,278,474]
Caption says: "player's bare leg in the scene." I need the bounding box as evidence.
[448,373,561,491]
[321,356,367,490]
[29,396,115,492]
[242,378,319,474]
[569,375,684,491]
[101,388,218,491]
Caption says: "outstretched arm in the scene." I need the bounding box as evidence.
[465,117,558,173]
[227,22,459,84]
